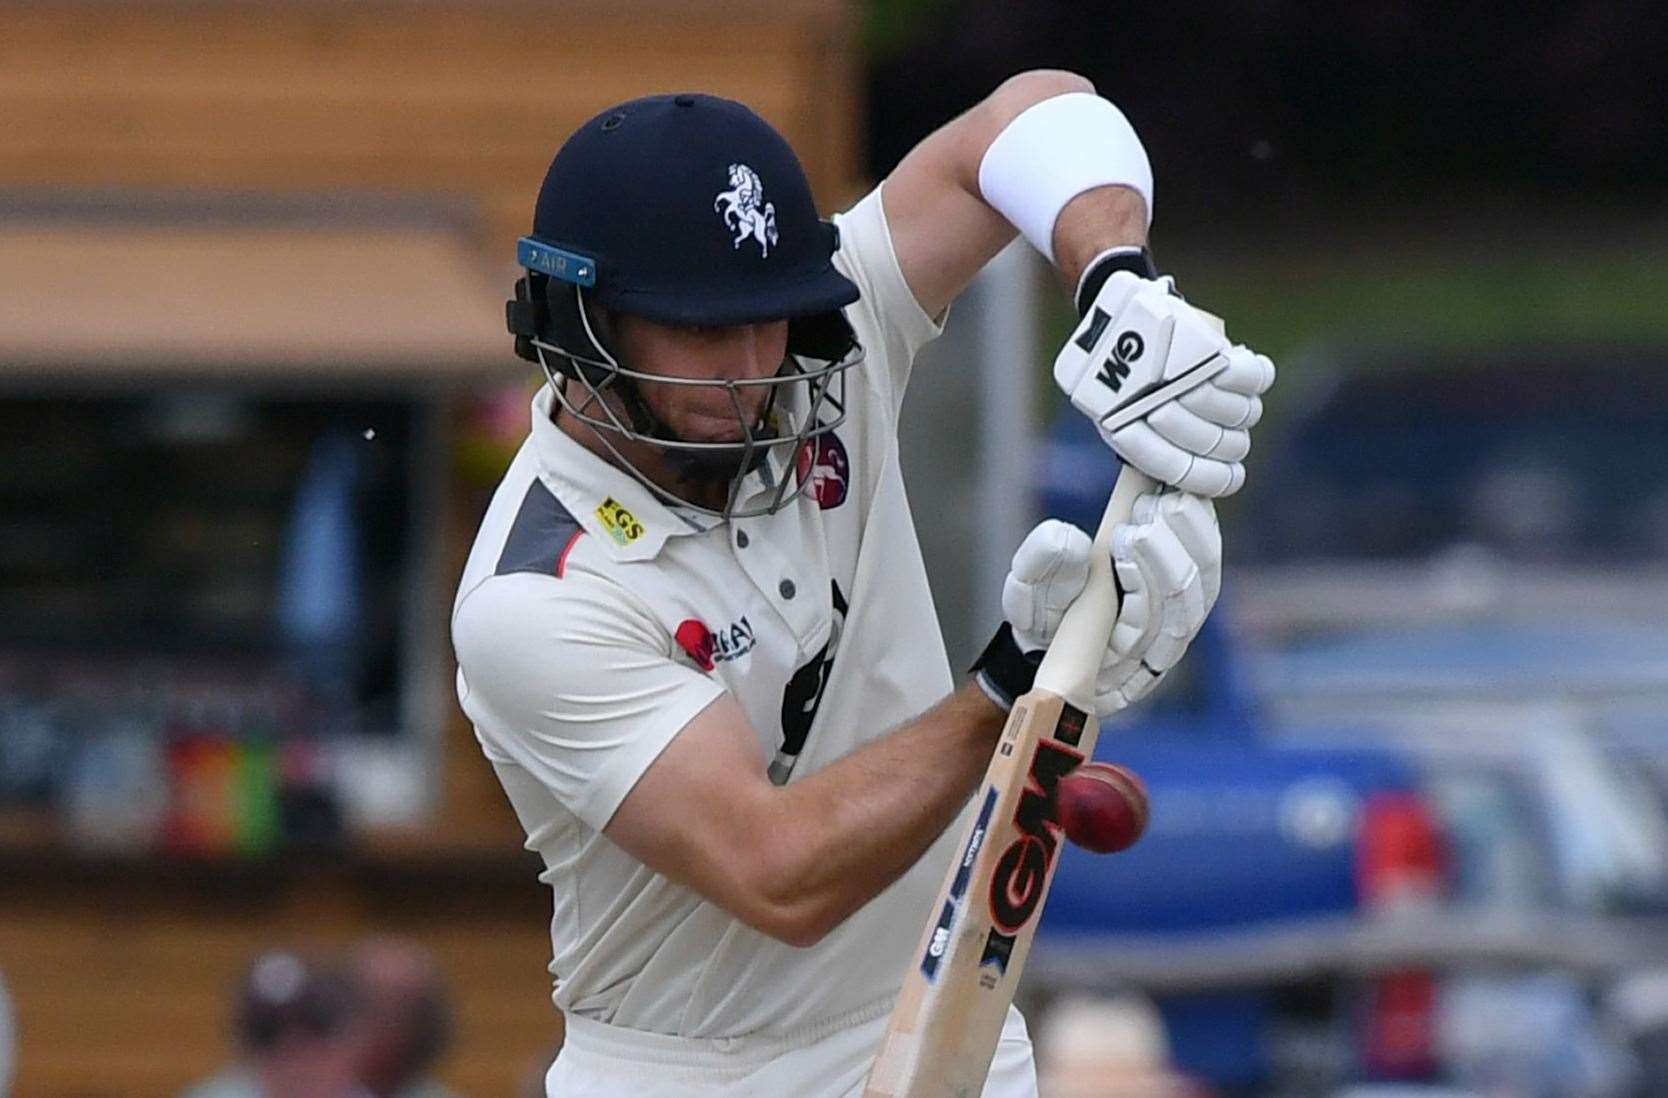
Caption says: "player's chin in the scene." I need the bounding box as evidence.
[667,444,750,486]
[679,409,768,444]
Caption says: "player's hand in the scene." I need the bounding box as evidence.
[1054,270,1275,497]
[1004,491,1220,713]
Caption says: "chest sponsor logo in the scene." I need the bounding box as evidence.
[674,616,756,672]
[793,431,850,510]
[595,497,645,546]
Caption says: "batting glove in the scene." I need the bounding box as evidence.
[1055,269,1275,497]
[998,491,1221,714]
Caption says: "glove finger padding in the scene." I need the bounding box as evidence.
[1107,522,1158,662]
[1158,492,1222,610]
[1095,489,1222,714]
[1098,499,1162,710]
[1178,385,1263,431]
[1002,519,1092,654]
[1107,420,1246,498]
[1096,664,1165,714]
[1126,516,1206,671]
[1216,345,1277,397]
[1145,401,1251,462]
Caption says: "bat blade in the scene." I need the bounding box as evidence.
[864,470,1148,1097]
[866,688,1101,1097]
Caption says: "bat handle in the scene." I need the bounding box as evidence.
[1032,465,1155,705]
[1031,310,1228,708]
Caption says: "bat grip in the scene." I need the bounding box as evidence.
[1031,465,1154,705]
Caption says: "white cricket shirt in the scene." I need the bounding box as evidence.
[452,186,972,1038]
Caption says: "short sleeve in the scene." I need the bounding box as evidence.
[452,570,725,831]
[831,183,947,416]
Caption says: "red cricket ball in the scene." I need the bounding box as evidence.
[1055,762,1150,854]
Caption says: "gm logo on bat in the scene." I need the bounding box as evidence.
[1095,330,1145,394]
[921,789,997,981]
[980,736,1083,976]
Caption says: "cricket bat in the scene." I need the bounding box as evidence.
[863,319,1230,1098]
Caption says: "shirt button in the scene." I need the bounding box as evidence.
[779,579,796,600]
[736,529,749,549]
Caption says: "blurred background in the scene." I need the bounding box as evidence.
[2,1,1667,1095]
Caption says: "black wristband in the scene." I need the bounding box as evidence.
[1074,246,1158,318]
[969,622,1043,712]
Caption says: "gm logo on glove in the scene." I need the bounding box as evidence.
[1095,330,1145,394]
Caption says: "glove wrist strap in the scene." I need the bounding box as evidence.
[1074,245,1158,317]
[969,622,1042,713]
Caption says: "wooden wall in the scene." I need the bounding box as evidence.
[0,3,861,1094]
[0,0,863,240]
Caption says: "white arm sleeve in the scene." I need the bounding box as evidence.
[977,92,1153,263]
[453,571,725,831]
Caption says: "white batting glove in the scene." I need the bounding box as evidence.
[1055,270,1275,497]
[1003,492,1221,714]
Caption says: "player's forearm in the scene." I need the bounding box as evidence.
[1051,186,1149,290]
[751,681,1005,946]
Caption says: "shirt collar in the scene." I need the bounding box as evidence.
[529,383,812,560]
[528,384,700,561]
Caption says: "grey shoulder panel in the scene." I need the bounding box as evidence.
[495,480,585,578]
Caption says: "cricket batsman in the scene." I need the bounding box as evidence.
[453,71,1275,1096]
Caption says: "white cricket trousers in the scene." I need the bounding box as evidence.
[545,997,1038,1097]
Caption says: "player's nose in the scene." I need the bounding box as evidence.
[724,322,784,381]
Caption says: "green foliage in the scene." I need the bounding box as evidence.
[863,0,954,58]
[1170,237,1668,370]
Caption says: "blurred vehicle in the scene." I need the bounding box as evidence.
[1028,623,1659,1095]
[1241,345,1668,1096]
[1234,341,1668,808]
[1249,620,1668,1098]
[1027,345,1668,1095]
[1032,614,1478,1095]
[1262,695,1663,1098]
[1035,417,1440,1093]
[1239,343,1668,569]
[1258,645,1668,917]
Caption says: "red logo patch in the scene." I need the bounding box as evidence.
[675,619,715,672]
[794,431,850,510]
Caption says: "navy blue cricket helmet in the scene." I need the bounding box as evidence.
[508,92,860,366]
[505,93,864,518]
